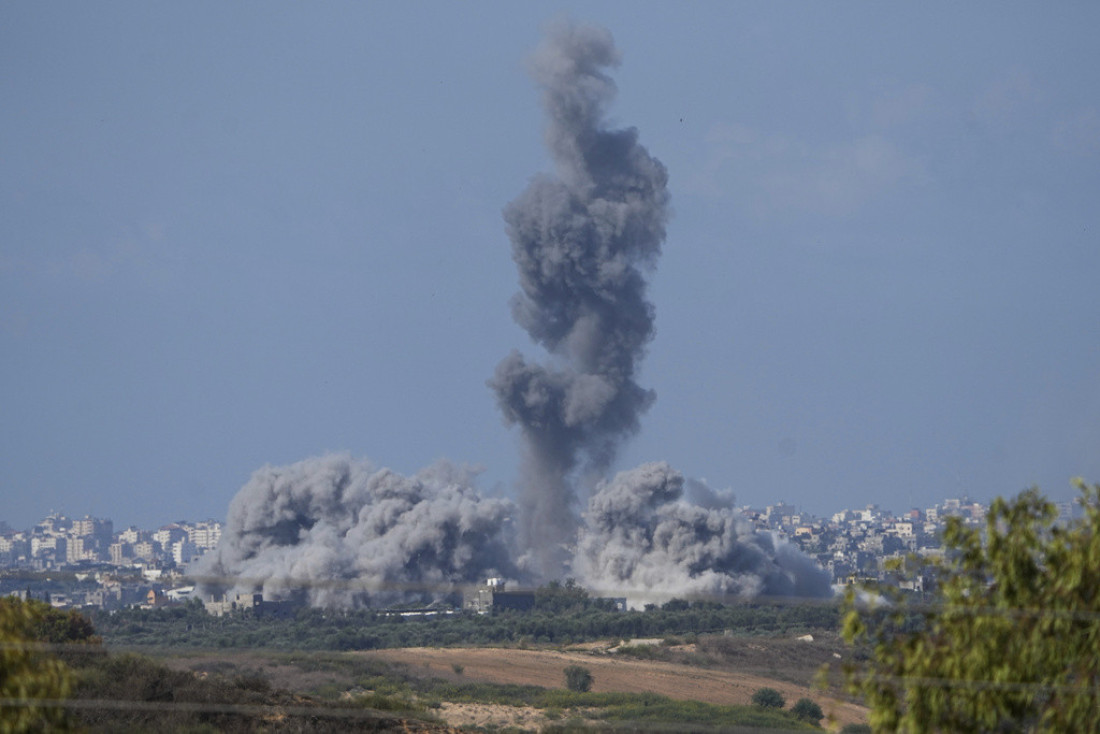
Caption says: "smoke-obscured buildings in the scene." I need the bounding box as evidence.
[204,592,296,619]
[464,578,536,614]
[1,492,1009,614]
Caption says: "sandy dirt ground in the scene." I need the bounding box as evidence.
[365,646,868,729]
[438,702,550,730]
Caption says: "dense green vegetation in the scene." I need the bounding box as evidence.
[1,598,443,732]
[70,652,440,732]
[5,594,840,731]
[1,598,89,731]
[843,480,1100,732]
[93,591,839,651]
[592,697,818,730]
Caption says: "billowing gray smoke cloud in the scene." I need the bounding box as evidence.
[196,21,831,609]
[193,455,518,607]
[573,463,834,605]
[489,21,670,578]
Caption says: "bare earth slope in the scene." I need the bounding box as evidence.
[364,646,868,728]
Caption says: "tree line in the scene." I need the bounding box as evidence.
[91,590,840,651]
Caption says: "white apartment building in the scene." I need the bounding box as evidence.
[187,521,222,549]
[172,540,201,565]
[153,525,187,548]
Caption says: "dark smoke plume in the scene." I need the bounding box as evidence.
[489,21,670,578]
[574,463,834,605]
[195,22,832,609]
[192,455,518,607]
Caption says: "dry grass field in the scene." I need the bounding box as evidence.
[364,641,868,729]
[163,636,869,731]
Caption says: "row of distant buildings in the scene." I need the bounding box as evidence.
[0,513,224,612]
[747,496,1079,589]
[0,512,222,572]
[1,495,1082,612]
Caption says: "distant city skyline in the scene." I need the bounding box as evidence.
[1,467,1089,533]
[6,489,1074,611]
[0,489,1039,536]
[4,4,1098,530]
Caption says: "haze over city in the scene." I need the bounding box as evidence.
[3,3,1099,535]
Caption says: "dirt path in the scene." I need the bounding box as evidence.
[365,646,868,729]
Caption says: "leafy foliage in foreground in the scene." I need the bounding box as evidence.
[1,600,444,732]
[842,480,1100,732]
[69,652,442,733]
[0,597,94,732]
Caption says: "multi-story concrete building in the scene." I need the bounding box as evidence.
[117,526,147,544]
[153,524,187,549]
[132,540,158,562]
[31,535,67,567]
[186,521,222,550]
[66,536,92,563]
[108,541,133,565]
[172,540,200,566]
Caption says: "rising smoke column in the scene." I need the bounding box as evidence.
[490,22,670,578]
[195,21,830,610]
[192,455,518,607]
[573,463,834,605]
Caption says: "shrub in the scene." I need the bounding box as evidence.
[0,598,77,731]
[232,671,271,693]
[615,643,661,660]
[751,687,785,709]
[563,665,593,693]
[792,697,824,723]
[841,482,1100,732]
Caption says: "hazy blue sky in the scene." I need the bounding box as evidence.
[3,3,1098,530]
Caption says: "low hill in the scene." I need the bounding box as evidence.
[364,643,868,729]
